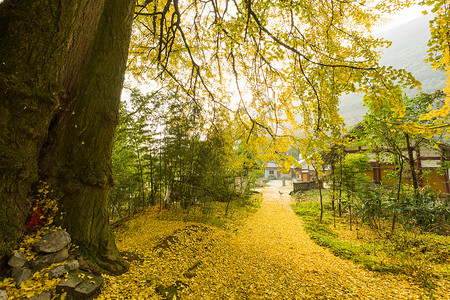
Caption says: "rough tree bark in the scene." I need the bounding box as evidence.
[0,0,135,274]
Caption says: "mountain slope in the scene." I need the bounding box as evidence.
[339,15,446,126]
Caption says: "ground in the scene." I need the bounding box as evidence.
[98,181,449,299]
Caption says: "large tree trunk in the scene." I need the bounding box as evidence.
[0,0,135,274]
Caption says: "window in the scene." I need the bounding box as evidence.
[269,170,274,175]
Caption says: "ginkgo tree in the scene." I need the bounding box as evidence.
[420,0,450,122]
[0,0,445,273]
[129,0,421,165]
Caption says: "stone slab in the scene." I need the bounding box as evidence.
[33,230,71,254]
[48,260,79,279]
[8,251,27,268]
[57,270,103,300]
[30,248,69,271]
[56,270,84,294]
[73,275,104,299]
[0,290,8,300]
[27,290,52,300]
[11,267,32,287]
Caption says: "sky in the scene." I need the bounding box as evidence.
[373,4,429,34]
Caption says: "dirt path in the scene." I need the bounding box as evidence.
[100,182,448,299]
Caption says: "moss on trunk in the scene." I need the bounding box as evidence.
[0,0,64,263]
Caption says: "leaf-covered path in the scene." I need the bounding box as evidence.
[99,182,448,299]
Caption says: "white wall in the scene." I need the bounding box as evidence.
[264,168,277,178]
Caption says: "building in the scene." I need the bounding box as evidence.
[291,158,315,182]
[264,161,292,179]
[345,143,450,195]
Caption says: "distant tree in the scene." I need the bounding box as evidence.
[110,90,162,217]
[361,91,446,195]
[354,91,448,234]
[110,88,253,217]
[321,147,344,227]
[335,153,371,230]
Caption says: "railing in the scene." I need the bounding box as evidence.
[293,181,317,192]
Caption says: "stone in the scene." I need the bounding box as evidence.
[56,270,84,294]
[188,261,201,271]
[0,290,8,300]
[73,276,104,299]
[155,284,179,300]
[57,270,104,300]
[66,259,80,270]
[27,291,52,300]
[183,272,196,279]
[8,251,27,268]
[11,267,32,287]
[33,230,71,253]
[48,265,68,279]
[48,259,79,279]
[30,248,69,272]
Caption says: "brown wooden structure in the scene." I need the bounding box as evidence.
[345,144,450,195]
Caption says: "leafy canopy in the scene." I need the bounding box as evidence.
[127,0,445,167]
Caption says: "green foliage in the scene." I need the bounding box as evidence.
[333,153,371,217]
[394,191,450,232]
[350,184,450,234]
[110,89,259,219]
[110,89,162,217]
[340,153,371,183]
[357,184,386,229]
[352,184,449,234]
[342,91,449,235]
[292,201,364,261]
[292,196,450,289]
[358,91,447,192]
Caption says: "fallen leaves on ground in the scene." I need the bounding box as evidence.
[98,183,449,299]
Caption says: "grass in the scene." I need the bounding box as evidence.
[291,192,450,291]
